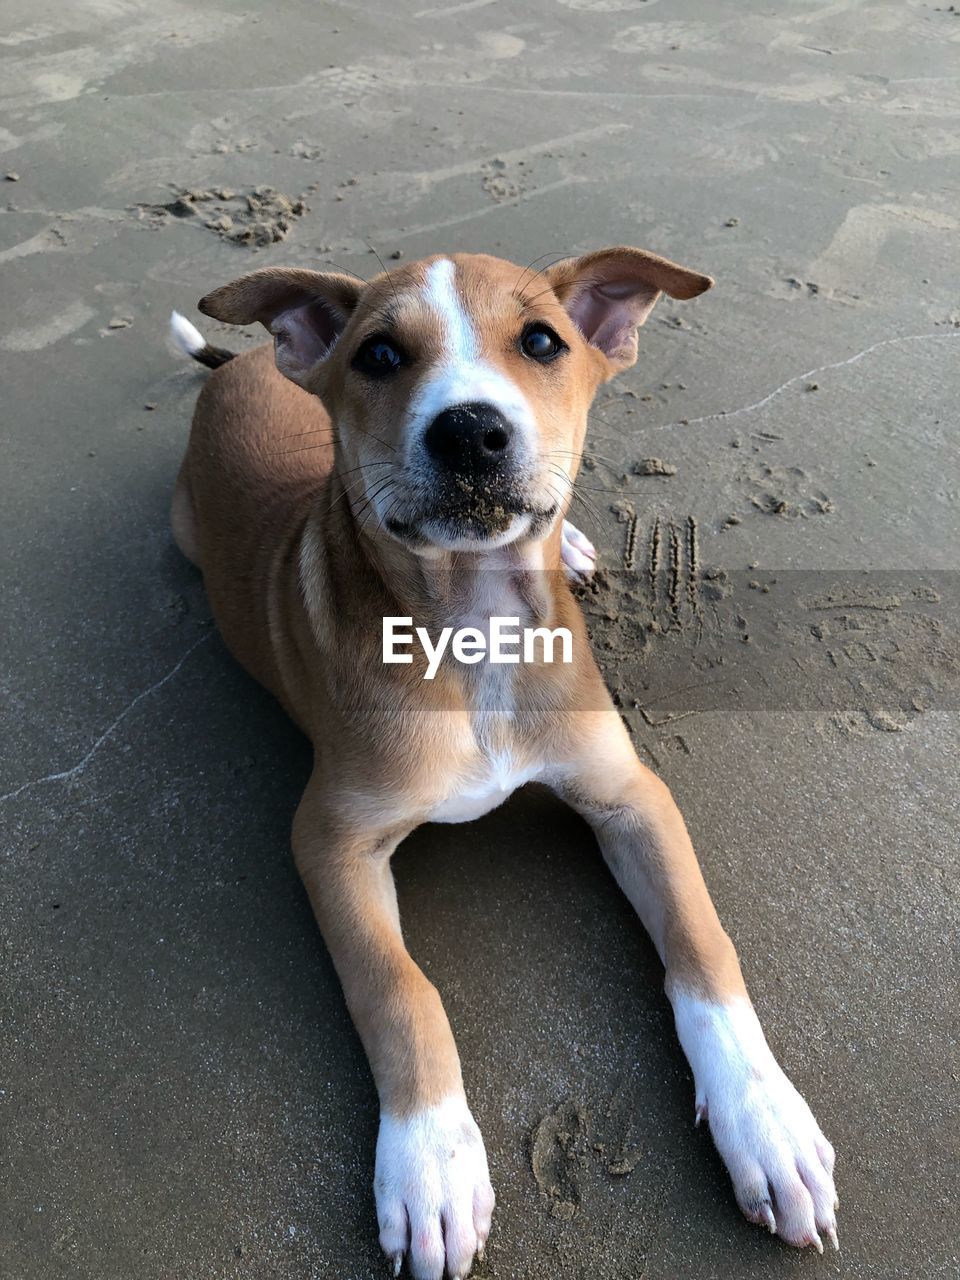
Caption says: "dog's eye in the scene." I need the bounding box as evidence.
[520,324,565,362]
[353,335,404,376]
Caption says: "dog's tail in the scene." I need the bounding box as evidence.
[170,311,236,370]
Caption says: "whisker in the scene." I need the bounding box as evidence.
[523,272,598,308]
[561,487,602,536]
[267,441,339,457]
[359,482,396,537]
[512,249,572,301]
[569,489,606,535]
[377,494,402,537]
[548,467,588,523]
[588,405,633,426]
[564,481,628,493]
[365,241,403,311]
[544,481,570,519]
[329,463,395,512]
[331,475,373,512]
[542,447,623,474]
[353,476,396,524]
[354,423,397,453]
[320,260,369,287]
[276,419,395,455]
[276,426,338,442]
[575,481,606,520]
[337,461,394,479]
[334,465,391,508]
[550,464,606,526]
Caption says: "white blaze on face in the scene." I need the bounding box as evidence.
[426,255,479,366]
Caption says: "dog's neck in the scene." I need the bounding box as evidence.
[359,512,560,633]
[312,467,564,634]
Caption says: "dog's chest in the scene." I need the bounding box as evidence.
[427,754,542,823]
[427,673,543,823]
[425,576,544,824]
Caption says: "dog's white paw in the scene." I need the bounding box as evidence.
[375,1096,495,1280]
[561,519,597,583]
[673,995,838,1252]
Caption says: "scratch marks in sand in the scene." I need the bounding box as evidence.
[584,559,959,738]
[644,516,702,631]
[0,631,211,804]
[622,512,639,572]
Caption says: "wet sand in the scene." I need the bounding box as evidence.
[1,1,958,1276]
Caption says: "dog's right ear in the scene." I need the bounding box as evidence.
[199,267,363,386]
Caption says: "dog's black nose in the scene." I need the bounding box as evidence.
[423,402,514,474]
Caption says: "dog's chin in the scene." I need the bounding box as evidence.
[421,512,534,553]
[386,503,558,555]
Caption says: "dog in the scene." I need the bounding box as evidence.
[169,246,838,1279]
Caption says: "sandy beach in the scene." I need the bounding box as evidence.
[1,1,958,1276]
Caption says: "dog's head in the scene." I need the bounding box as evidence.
[199,249,711,554]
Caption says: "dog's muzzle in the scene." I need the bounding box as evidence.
[386,401,553,548]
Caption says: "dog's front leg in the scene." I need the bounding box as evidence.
[551,712,838,1252]
[293,777,494,1280]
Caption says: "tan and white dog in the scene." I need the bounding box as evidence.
[170,246,838,1279]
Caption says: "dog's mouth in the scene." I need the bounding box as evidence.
[386,494,559,551]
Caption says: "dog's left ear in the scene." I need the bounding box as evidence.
[199,267,363,386]
[545,247,713,374]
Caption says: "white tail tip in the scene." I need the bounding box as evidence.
[170,310,206,357]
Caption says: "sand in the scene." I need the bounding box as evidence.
[1,1,958,1277]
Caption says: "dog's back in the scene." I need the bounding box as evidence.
[173,342,334,708]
